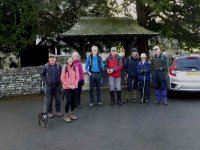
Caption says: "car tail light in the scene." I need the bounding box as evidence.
[187,56,198,59]
[169,62,176,77]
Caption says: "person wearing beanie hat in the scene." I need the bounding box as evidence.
[137,53,151,103]
[124,47,139,103]
[151,46,168,105]
[130,48,138,53]
[106,47,123,105]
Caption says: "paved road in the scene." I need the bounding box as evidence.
[1,90,200,150]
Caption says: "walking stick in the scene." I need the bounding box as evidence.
[44,83,47,113]
[141,73,146,104]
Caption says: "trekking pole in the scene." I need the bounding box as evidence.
[44,82,47,113]
[141,73,146,104]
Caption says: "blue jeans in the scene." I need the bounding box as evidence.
[89,73,101,103]
[46,84,61,113]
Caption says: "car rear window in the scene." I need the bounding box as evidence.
[175,57,200,70]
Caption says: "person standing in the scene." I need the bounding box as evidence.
[61,57,79,123]
[106,47,123,105]
[137,53,151,103]
[40,54,62,118]
[124,48,139,103]
[72,51,84,108]
[85,46,104,107]
[151,46,168,105]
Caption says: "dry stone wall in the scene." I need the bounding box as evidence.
[0,67,42,97]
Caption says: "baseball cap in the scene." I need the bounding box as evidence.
[49,54,55,58]
[111,47,117,51]
[140,53,147,58]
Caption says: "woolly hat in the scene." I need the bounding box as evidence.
[130,48,138,53]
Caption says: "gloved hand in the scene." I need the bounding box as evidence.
[140,69,146,73]
[79,80,85,86]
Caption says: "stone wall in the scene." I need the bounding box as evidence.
[0,66,92,98]
[0,67,42,97]
[0,66,125,98]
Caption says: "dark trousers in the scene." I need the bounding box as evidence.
[139,80,150,99]
[89,73,101,103]
[127,75,138,91]
[152,71,167,101]
[46,84,61,113]
[65,89,76,113]
[76,81,83,105]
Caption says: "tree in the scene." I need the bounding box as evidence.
[120,0,200,51]
[0,0,39,54]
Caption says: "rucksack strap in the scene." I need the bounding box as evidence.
[89,54,102,73]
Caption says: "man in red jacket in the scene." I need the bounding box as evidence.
[106,47,123,105]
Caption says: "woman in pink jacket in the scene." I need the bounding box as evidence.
[72,51,84,108]
[61,57,79,123]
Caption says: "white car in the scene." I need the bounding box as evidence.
[167,55,200,94]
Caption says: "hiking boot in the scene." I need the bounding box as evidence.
[124,91,130,103]
[89,103,95,107]
[64,114,71,123]
[164,101,168,105]
[132,90,138,102]
[118,101,123,105]
[111,101,115,105]
[117,91,123,105]
[97,102,103,106]
[56,112,62,117]
[70,112,78,120]
[133,99,137,103]
[48,113,54,118]
[77,105,82,109]
[123,99,129,103]
[110,91,115,105]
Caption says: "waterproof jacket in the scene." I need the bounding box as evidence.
[60,64,79,89]
[106,54,123,78]
[137,60,151,81]
[124,56,139,77]
[73,60,84,81]
[40,63,62,85]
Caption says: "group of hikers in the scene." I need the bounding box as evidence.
[40,45,168,123]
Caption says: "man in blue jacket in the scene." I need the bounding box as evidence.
[85,46,104,107]
[124,48,139,103]
[40,54,62,118]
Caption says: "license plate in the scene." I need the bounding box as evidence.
[186,72,200,76]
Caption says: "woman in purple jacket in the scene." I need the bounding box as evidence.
[72,51,85,108]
